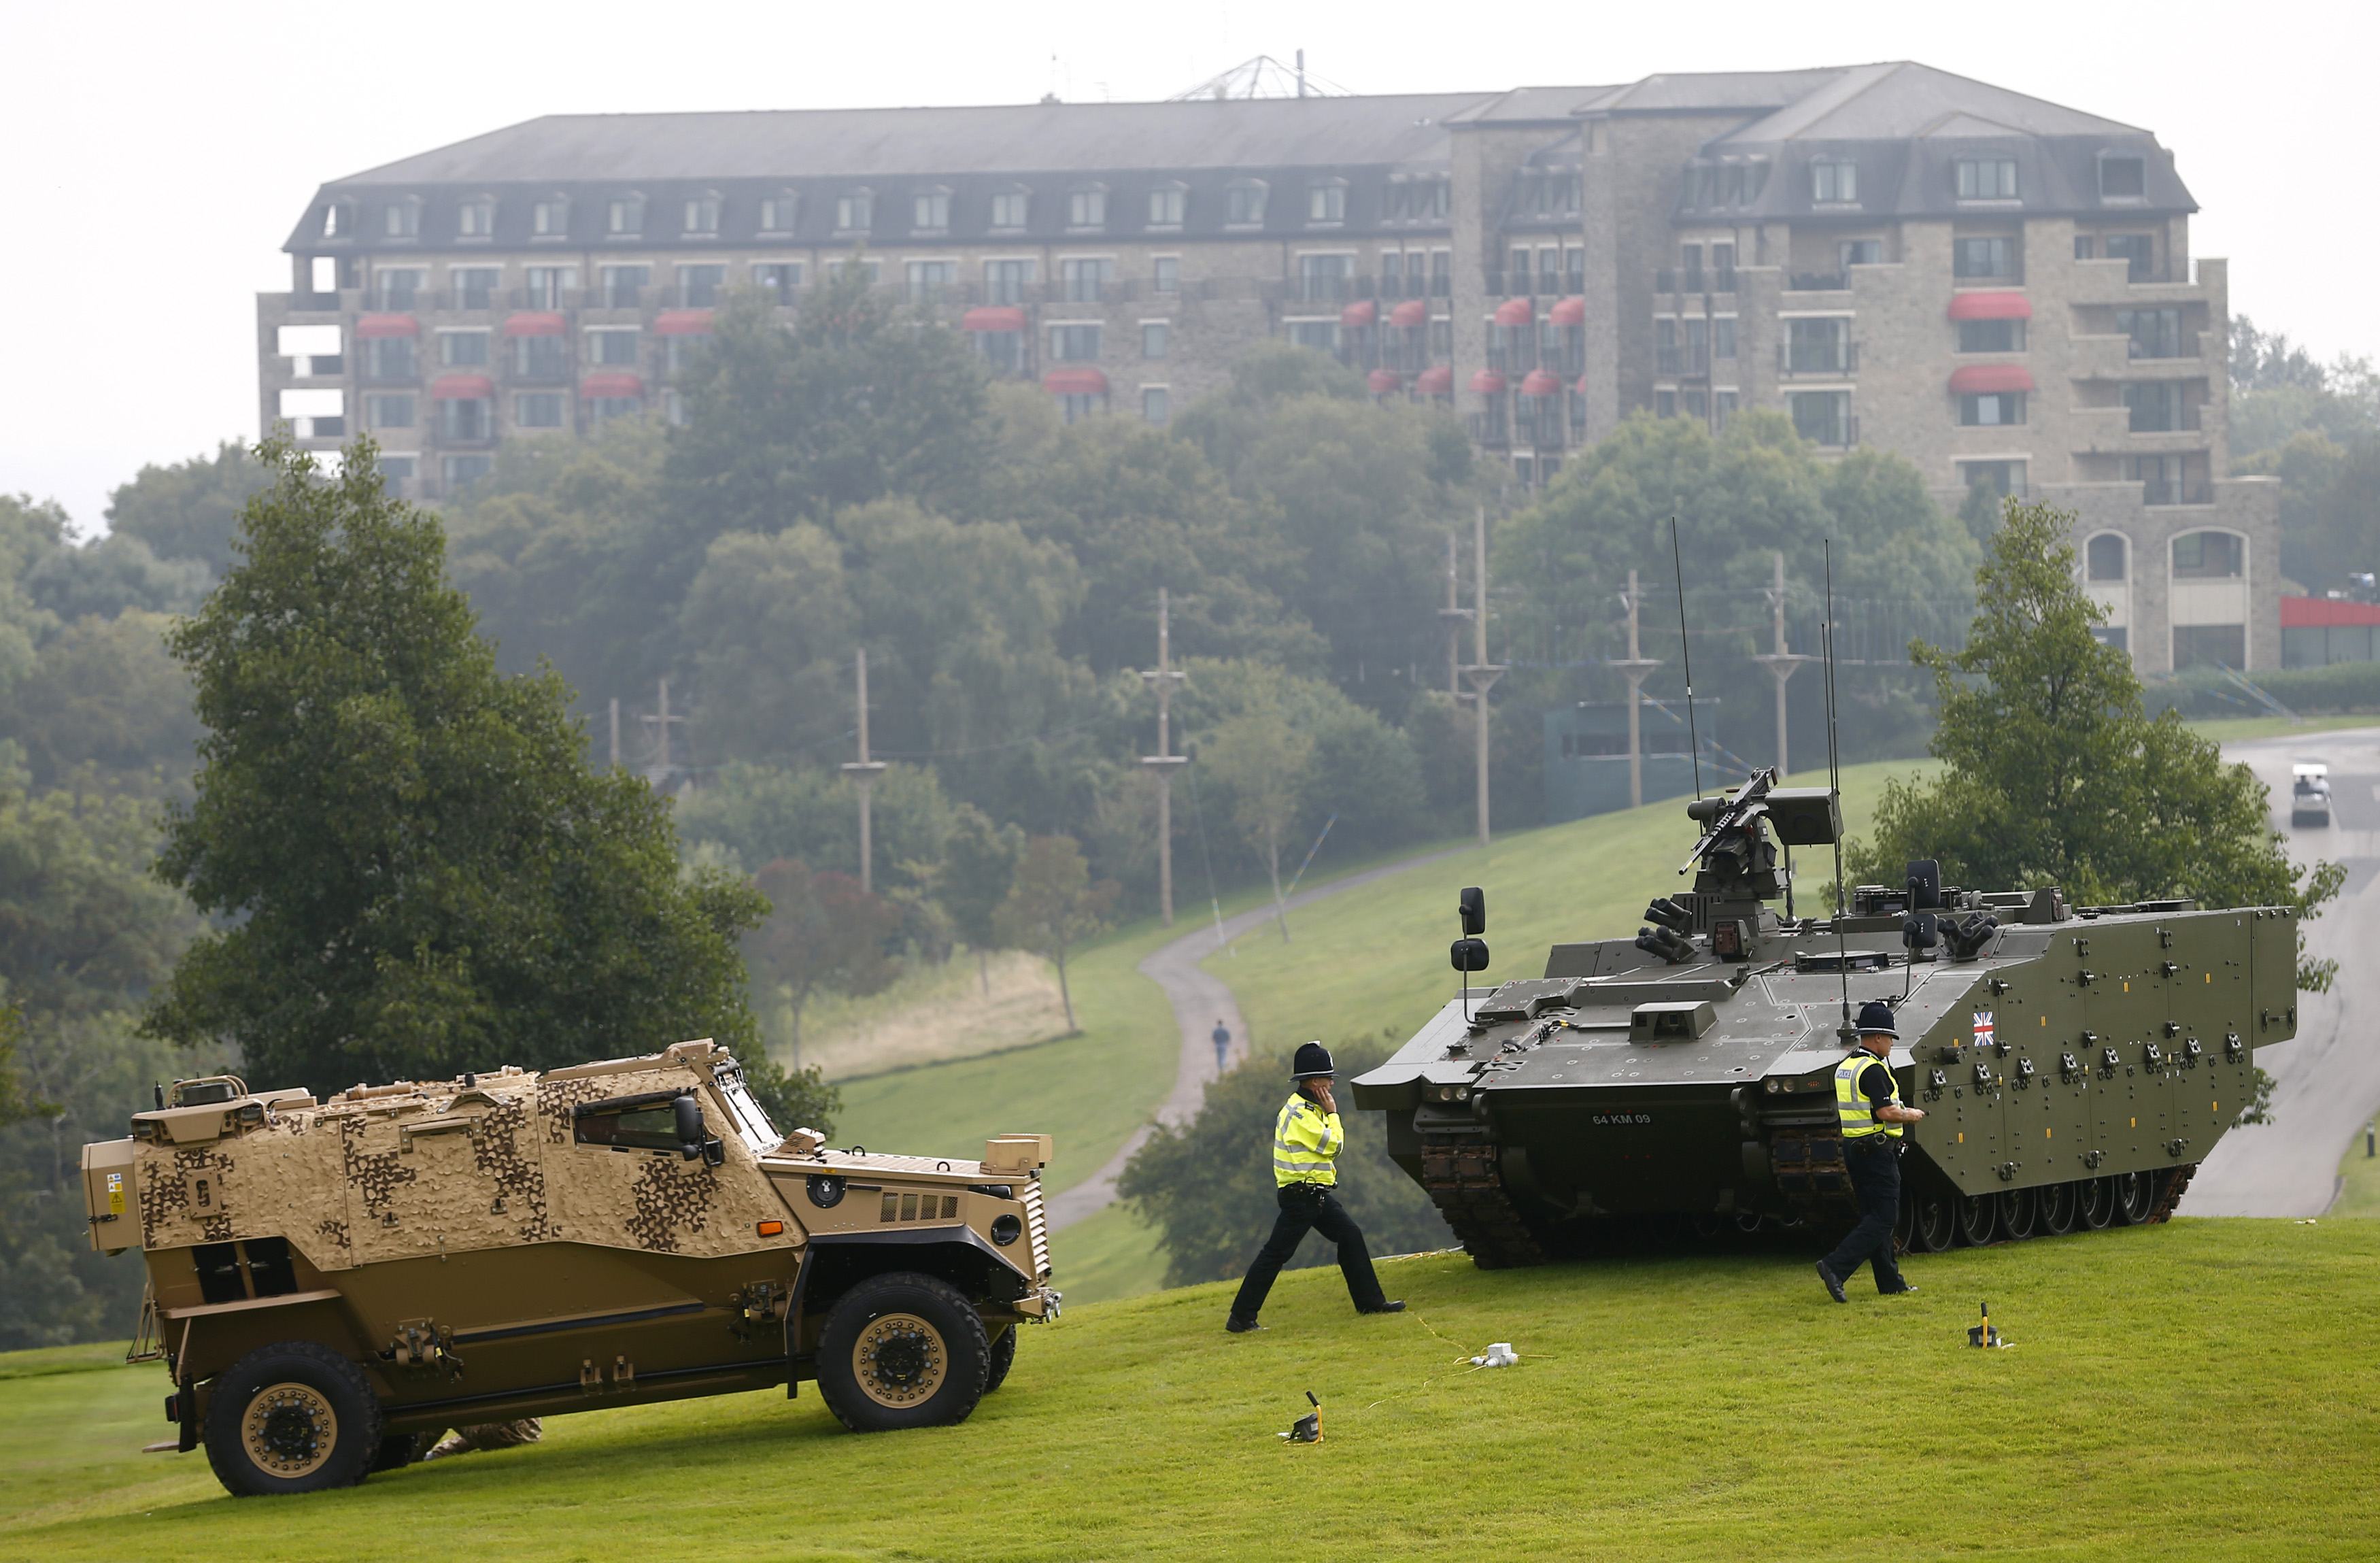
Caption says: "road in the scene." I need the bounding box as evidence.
[2181,725,2380,1216]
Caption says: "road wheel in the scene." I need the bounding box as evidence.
[2038,1181,2079,1237]
[983,1326,1017,1394]
[815,1272,989,1433]
[1953,1192,1996,1247]
[1909,1182,1957,1252]
[202,1341,383,1496]
[368,1432,432,1473]
[2111,1170,2155,1225]
[2079,1176,2117,1230]
[1996,1187,2037,1240]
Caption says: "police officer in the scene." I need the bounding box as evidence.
[1225,1041,1404,1332]
[1816,1000,1926,1302]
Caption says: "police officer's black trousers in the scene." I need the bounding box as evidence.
[1820,1137,1907,1292]
[1229,1183,1388,1321]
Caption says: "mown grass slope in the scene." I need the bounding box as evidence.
[6,1220,2377,1561]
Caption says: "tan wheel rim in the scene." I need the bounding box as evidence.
[243,1381,339,1479]
[852,1312,947,1409]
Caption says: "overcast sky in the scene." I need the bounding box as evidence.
[3,0,2370,535]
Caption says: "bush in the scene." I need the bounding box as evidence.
[2141,661,2380,720]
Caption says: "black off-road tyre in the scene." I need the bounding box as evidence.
[815,1272,990,1433]
[983,1326,1017,1394]
[368,1431,434,1473]
[203,1341,384,1496]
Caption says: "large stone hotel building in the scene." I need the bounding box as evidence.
[262,61,2275,671]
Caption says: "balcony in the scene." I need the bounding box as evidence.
[1654,268,1737,295]
[1787,272,1849,292]
[2143,481,2215,507]
[1778,341,1858,377]
[2127,329,2200,360]
[1655,345,1710,376]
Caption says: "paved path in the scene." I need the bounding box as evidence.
[1044,846,1473,1231]
[2181,726,2380,1217]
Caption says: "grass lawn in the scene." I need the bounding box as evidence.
[2333,1123,2380,1216]
[2181,713,2380,743]
[7,1219,2376,1561]
[1047,1201,1168,1307]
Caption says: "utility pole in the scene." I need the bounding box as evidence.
[1436,531,1472,696]
[840,649,888,893]
[1610,569,1661,808]
[639,678,686,790]
[1457,507,1506,846]
[609,697,621,767]
[1139,587,1189,927]
[1752,551,1813,778]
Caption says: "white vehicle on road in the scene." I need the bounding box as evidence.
[2290,760,2332,828]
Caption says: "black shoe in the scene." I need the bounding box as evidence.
[1880,1283,1919,1295]
[1225,1315,1264,1334]
[1816,1262,1847,1304]
[1361,1300,1406,1315]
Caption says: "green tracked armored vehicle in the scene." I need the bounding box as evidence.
[1353,768,2300,1266]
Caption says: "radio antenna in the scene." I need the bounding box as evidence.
[1670,514,1702,801]
[1824,539,1851,1032]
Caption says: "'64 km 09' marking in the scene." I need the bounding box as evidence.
[1592,1113,1653,1125]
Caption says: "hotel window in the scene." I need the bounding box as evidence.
[1308,180,1346,224]
[1958,318,2024,352]
[1811,161,1857,203]
[515,392,566,428]
[1297,253,1350,303]
[1148,184,1186,226]
[2172,531,2244,579]
[363,337,417,380]
[913,188,951,231]
[1068,187,1107,229]
[439,331,490,368]
[1142,386,1170,425]
[1966,460,2027,499]
[377,454,415,492]
[1048,323,1102,360]
[320,200,352,239]
[441,454,492,490]
[1153,256,1179,295]
[1959,391,2025,426]
[607,195,644,237]
[1288,320,1340,352]
[826,258,882,286]
[1790,390,1852,446]
[1954,158,2018,199]
[438,396,491,441]
[374,268,425,310]
[1226,180,1268,225]
[587,329,640,366]
[458,195,495,238]
[600,265,649,308]
[1431,250,1451,297]
[1381,252,1404,296]
[1954,237,2018,280]
[532,195,570,238]
[524,265,575,309]
[1142,321,1169,358]
[990,189,1030,229]
[452,267,499,310]
[907,260,955,303]
[2122,381,2187,433]
[1713,318,1737,359]
[2100,156,2147,199]
[985,259,1035,305]
[364,393,415,429]
[753,262,802,303]
[683,192,722,235]
[836,189,873,233]
[2105,233,2156,281]
[2086,534,2128,581]
[759,192,799,234]
[1057,394,1100,424]
[385,197,422,237]
[678,265,726,307]
[1059,258,1112,303]
[587,391,643,424]
[513,334,567,380]
[979,331,1023,375]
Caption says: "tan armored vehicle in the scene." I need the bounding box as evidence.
[81,1039,1057,1496]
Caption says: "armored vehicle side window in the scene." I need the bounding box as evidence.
[575,1103,686,1152]
[713,1063,779,1157]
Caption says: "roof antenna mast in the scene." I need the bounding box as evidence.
[1824,538,1852,1032]
[1670,514,1702,802]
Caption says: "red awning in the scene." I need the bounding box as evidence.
[1389,299,1429,328]
[1415,366,1454,395]
[356,314,418,339]
[962,305,1026,332]
[1493,298,1534,326]
[503,311,566,337]
[1469,369,1508,394]
[1519,370,1564,397]
[579,371,645,399]
[1948,364,2036,394]
[1340,299,1377,329]
[1367,369,1404,394]
[653,308,715,336]
[1948,291,2032,322]
[1549,296,1586,326]
[1576,375,1593,397]
[2281,594,2380,628]
[429,374,494,400]
[1042,367,1108,396]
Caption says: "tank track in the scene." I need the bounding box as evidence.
[2146,1162,2198,1224]
[1418,1143,1548,1270]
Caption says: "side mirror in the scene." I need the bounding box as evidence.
[1450,937,1491,973]
[674,1094,707,1159]
[1459,886,1486,937]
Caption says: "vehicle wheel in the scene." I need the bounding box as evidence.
[2038,1181,2079,1237]
[2111,1170,2155,1225]
[815,1272,990,1433]
[1996,1187,2037,1240]
[368,1431,432,1473]
[2079,1176,2116,1230]
[983,1326,1017,1394]
[202,1341,383,1496]
[1892,1194,1916,1254]
[1909,1183,1957,1252]
[1954,1192,1996,1247]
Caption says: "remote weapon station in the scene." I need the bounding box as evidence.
[81,1040,1058,1496]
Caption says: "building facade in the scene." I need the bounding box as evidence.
[262,63,2276,672]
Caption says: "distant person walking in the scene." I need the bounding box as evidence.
[1212,1019,1232,1073]
[1816,1000,1927,1302]
[1225,1041,1403,1332]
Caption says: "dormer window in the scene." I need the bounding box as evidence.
[385,196,422,239]
[990,188,1030,229]
[913,187,951,232]
[1068,186,1108,229]
[607,194,645,237]
[458,195,496,239]
[758,191,799,234]
[321,200,354,239]
[1812,160,1858,204]
[1308,179,1347,224]
[1955,158,2019,200]
[1147,183,1187,227]
[683,192,722,235]
[532,195,570,238]
[837,188,872,233]
[1540,173,1580,214]
[2100,155,2147,200]
[1227,179,1269,226]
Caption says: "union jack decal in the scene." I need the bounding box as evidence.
[1973,1010,1995,1047]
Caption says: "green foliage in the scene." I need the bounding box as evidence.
[1118,1031,1452,1288]
[0,1008,51,1131]
[746,858,900,1060]
[101,440,271,577]
[675,759,952,894]
[1852,499,2344,992]
[938,804,1022,981]
[2234,430,2380,592]
[143,437,768,1097]
[1198,673,1315,927]
[992,835,1116,1032]
[2143,660,2380,719]
[5,611,201,794]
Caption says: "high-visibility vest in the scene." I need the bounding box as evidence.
[1835,1049,1904,1140]
[1272,1094,1344,1188]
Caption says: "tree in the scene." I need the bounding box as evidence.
[1852,498,2344,995]
[1199,678,1315,940]
[142,437,769,1097]
[992,835,1117,1032]
[938,804,1022,994]
[746,858,901,1064]
[1118,1031,1450,1288]
[103,440,272,577]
